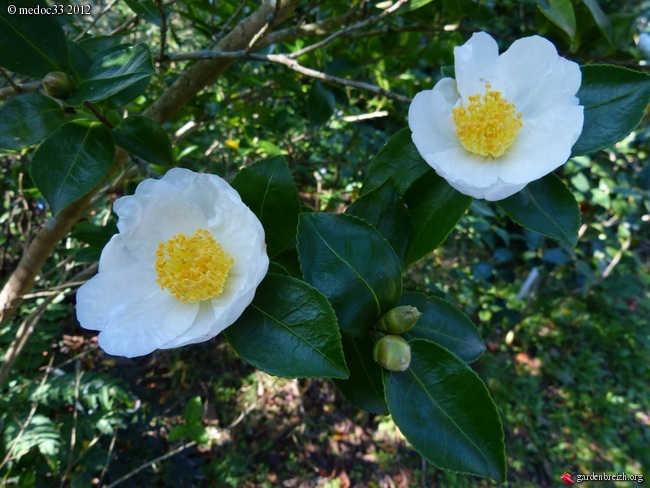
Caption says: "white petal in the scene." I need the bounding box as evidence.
[496,105,584,184]
[113,178,208,263]
[454,32,499,101]
[159,300,218,349]
[97,234,137,272]
[484,181,527,201]
[495,36,582,118]
[77,265,199,357]
[409,78,460,158]
[429,146,500,189]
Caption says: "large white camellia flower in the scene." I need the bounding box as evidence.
[76,168,269,358]
[409,32,584,201]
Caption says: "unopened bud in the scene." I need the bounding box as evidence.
[377,305,423,334]
[42,72,74,99]
[373,335,411,372]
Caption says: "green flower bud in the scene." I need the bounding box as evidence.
[42,71,75,99]
[373,335,411,372]
[377,305,423,334]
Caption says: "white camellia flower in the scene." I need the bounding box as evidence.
[76,168,269,358]
[409,32,584,201]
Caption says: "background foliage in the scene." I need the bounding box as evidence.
[1,0,649,486]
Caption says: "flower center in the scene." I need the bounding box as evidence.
[155,229,233,303]
[452,84,522,158]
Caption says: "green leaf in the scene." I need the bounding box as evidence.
[361,128,430,196]
[225,274,348,379]
[536,0,576,41]
[168,425,187,442]
[31,121,115,215]
[0,1,69,77]
[583,0,614,45]
[400,293,485,363]
[297,213,402,337]
[0,94,65,150]
[124,0,166,26]
[3,414,61,459]
[398,0,436,12]
[231,156,300,257]
[65,44,154,106]
[307,80,336,127]
[113,115,173,166]
[497,174,580,247]
[572,65,650,156]
[187,425,210,445]
[346,180,412,265]
[184,396,203,425]
[385,339,506,482]
[70,220,118,248]
[404,172,472,264]
[334,332,388,415]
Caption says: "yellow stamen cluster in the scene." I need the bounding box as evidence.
[155,229,233,303]
[452,85,522,158]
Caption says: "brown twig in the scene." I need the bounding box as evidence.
[83,101,115,129]
[0,81,40,101]
[287,0,409,59]
[169,50,412,104]
[74,0,120,42]
[155,0,168,62]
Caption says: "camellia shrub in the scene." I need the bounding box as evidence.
[1,0,649,483]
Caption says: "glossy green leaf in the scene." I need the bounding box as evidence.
[361,128,430,196]
[307,80,336,127]
[400,293,485,363]
[113,115,173,166]
[31,121,115,215]
[184,396,203,425]
[124,0,166,26]
[0,1,69,77]
[65,44,154,106]
[167,425,187,442]
[70,221,117,248]
[497,174,580,247]
[346,180,412,265]
[297,213,402,337]
[583,0,614,45]
[572,65,650,156]
[0,94,65,150]
[385,339,506,482]
[334,332,389,415]
[536,0,576,41]
[187,425,210,445]
[399,0,436,12]
[225,274,348,379]
[231,156,300,257]
[271,247,303,279]
[404,172,472,264]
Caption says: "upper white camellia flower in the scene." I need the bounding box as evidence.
[408,32,584,201]
[76,168,269,358]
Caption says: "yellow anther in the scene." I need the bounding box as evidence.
[155,229,233,303]
[452,85,522,158]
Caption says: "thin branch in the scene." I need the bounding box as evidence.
[155,0,168,62]
[0,67,23,94]
[0,81,41,101]
[83,101,115,129]
[105,441,197,488]
[0,263,98,389]
[244,0,282,54]
[74,0,120,42]
[0,355,55,470]
[169,50,411,104]
[209,1,247,47]
[287,0,409,59]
